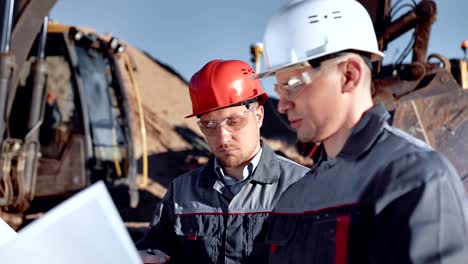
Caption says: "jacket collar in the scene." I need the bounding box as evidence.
[337,103,390,160]
[199,141,280,189]
[250,142,280,184]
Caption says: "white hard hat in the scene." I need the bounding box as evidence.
[254,0,384,79]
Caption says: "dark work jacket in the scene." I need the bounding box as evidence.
[266,104,468,264]
[137,143,308,264]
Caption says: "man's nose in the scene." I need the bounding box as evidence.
[214,125,232,143]
[277,96,293,114]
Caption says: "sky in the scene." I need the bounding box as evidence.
[50,0,468,97]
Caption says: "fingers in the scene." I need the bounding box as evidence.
[138,249,170,264]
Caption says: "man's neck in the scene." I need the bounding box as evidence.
[323,128,353,158]
[324,100,373,158]
[223,167,245,182]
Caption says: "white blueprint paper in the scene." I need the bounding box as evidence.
[0,217,17,247]
[0,181,142,264]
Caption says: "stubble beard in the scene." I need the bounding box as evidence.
[297,127,318,144]
[216,144,257,168]
[217,151,247,168]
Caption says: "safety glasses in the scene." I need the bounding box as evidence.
[197,106,257,135]
[273,58,349,99]
[273,70,314,99]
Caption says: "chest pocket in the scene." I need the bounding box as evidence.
[174,214,220,263]
[266,206,373,264]
[265,215,299,264]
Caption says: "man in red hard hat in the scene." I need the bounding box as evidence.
[136,59,308,263]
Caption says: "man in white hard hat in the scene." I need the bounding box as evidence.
[137,59,308,263]
[252,0,468,263]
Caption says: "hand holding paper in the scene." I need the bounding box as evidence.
[139,249,170,264]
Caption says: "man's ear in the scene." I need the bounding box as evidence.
[256,105,264,128]
[341,58,362,94]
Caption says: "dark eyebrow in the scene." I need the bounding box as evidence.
[200,113,239,123]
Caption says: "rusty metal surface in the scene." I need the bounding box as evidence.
[374,61,468,191]
[374,65,460,111]
[36,136,87,197]
[412,1,436,62]
[392,90,468,191]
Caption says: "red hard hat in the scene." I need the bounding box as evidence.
[186,60,268,118]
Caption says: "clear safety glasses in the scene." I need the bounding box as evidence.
[273,58,349,99]
[197,106,257,136]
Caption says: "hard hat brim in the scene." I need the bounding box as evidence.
[250,49,385,80]
[249,61,313,80]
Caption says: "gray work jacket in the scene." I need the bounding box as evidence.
[137,143,308,264]
[266,104,468,264]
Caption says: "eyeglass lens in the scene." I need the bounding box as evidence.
[198,107,255,135]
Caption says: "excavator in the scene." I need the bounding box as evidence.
[0,0,140,227]
[253,0,468,191]
[0,0,467,229]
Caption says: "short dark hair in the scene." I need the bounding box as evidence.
[308,50,373,71]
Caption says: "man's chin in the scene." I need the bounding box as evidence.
[217,156,241,168]
[297,134,320,144]
[297,133,312,143]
